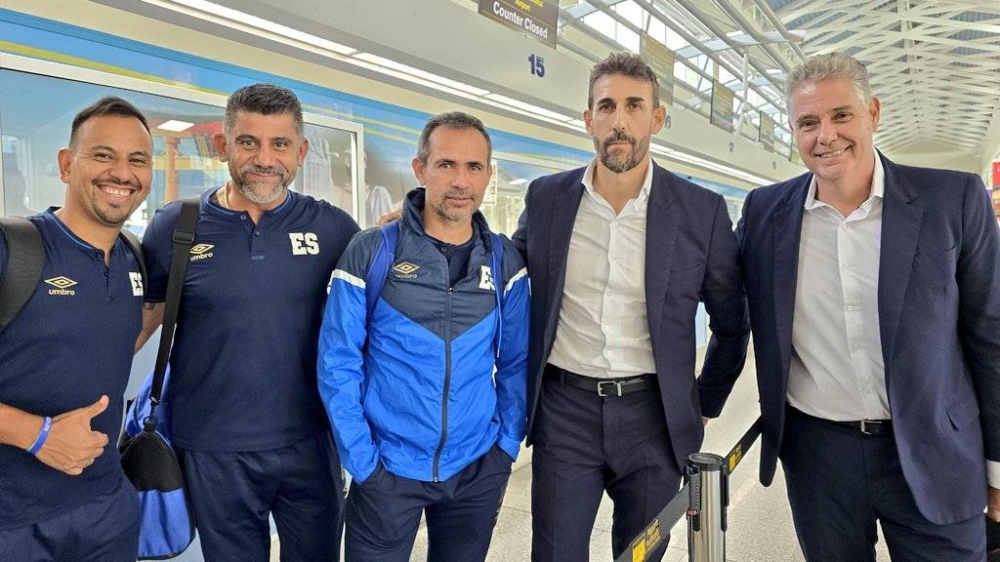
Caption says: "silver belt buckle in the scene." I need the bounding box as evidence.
[860,420,879,435]
[597,381,623,397]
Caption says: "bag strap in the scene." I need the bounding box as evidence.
[364,221,399,324]
[149,197,200,405]
[118,228,147,293]
[0,217,43,334]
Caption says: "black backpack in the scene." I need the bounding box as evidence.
[0,216,146,334]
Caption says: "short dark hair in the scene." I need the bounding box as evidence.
[416,112,492,165]
[224,83,304,136]
[588,52,661,109]
[69,97,150,147]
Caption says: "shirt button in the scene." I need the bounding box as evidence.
[604,350,613,358]
[603,325,611,333]
[254,231,261,236]
[852,343,862,350]
[240,214,247,221]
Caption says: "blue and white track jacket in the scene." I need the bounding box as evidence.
[318,189,529,483]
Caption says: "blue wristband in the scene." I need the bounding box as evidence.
[27,416,52,456]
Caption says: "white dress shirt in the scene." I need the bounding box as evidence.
[787,155,889,421]
[547,158,656,379]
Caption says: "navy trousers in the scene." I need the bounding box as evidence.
[344,443,513,562]
[531,371,682,562]
[0,475,139,562]
[781,406,985,561]
[182,434,345,562]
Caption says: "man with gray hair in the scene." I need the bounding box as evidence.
[139,83,360,561]
[735,51,1000,559]
[318,111,529,561]
[514,52,750,561]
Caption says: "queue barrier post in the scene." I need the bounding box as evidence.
[685,453,726,562]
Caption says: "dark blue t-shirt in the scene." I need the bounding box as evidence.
[142,189,359,451]
[0,210,144,529]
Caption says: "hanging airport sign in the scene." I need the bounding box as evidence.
[710,81,735,133]
[640,33,675,106]
[479,0,558,49]
[759,112,775,153]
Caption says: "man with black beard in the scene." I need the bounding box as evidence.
[138,83,359,562]
[512,52,749,562]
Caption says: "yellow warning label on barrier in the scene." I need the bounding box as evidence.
[728,444,743,472]
[630,520,663,561]
[631,540,646,562]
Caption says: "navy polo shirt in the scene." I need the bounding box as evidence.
[142,188,359,452]
[0,210,144,529]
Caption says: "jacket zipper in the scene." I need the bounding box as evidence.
[433,286,454,482]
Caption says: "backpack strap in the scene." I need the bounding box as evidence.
[0,217,43,334]
[489,233,504,358]
[118,228,147,293]
[364,221,399,324]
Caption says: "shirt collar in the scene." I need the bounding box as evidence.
[804,151,884,211]
[581,156,654,205]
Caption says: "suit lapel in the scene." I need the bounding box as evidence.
[644,164,678,338]
[773,177,809,373]
[545,172,585,345]
[877,155,923,366]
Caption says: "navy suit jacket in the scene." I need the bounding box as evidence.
[740,152,1000,525]
[512,161,750,470]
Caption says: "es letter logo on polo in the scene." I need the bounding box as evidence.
[289,233,319,255]
[45,276,77,296]
[129,272,144,297]
[189,243,215,262]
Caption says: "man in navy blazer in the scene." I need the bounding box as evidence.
[737,52,1000,559]
[513,52,749,562]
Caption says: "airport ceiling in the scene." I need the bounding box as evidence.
[557,0,1000,167]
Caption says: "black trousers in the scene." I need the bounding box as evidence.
[344,444,513,562]
[781,407,985,561]
[531,370,682,562]
[182,434,345,562]
[0,475,139,562]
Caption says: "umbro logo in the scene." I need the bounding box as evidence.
[190,244,214,262]
[393,262,420,279]
[45,276,77,296]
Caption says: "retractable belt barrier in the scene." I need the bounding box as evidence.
[615,417,763,562]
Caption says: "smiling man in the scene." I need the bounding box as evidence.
[0,97,152,561]
[138,83,359,562]
[737,52,1000,560]
[512,52,750,562]
[318,112,529,562]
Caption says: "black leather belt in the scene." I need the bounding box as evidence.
[832,419,893,436]
[545,365,655,397]
[789,405,892,437]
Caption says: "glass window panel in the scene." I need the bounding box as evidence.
[614,1,645,27]
[0,69,358,234]
[616,25,640,52]
[583,11,617,41]
[482,160,568,236]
